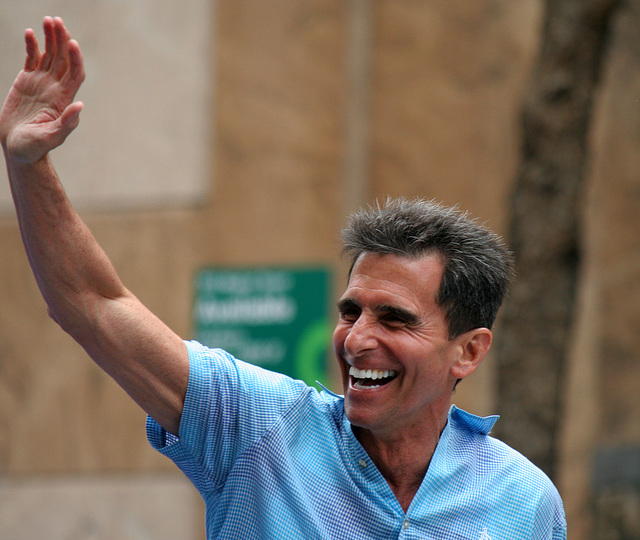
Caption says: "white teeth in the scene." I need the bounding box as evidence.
[349,366,397,380]
[354,381,381,390]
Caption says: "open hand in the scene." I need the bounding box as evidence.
[0,16,85,164]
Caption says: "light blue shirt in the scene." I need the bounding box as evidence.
[147,341,567,539]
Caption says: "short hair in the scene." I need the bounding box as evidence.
[341,197,515,339]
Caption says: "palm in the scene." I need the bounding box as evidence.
[0,17,85,164]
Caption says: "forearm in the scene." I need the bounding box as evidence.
[5,153,126,331]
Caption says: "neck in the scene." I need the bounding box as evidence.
[353,410,449,513]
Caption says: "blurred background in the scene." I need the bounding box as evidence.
[1,1,639,538]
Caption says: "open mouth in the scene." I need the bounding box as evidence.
[349,366,399,390]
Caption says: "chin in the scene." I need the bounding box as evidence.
[343,401,375,431]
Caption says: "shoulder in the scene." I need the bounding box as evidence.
[184,340,341,417]
[185,339,306,393]
[447,405,565,508]
[444,406,566,534]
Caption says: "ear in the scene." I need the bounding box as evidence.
[450,328,492,380]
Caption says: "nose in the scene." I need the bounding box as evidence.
[343,315,378,358]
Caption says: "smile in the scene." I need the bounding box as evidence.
[349,366,399,390]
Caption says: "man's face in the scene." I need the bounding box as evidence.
[332,252,465,440]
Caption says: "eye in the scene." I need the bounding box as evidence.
[378,306,419,329]
[337,299,361,323]
[339,306,360,323]
[381,314,407,328]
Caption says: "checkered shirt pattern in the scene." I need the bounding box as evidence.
[147,341,567,539]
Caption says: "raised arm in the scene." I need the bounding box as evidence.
[0,17,188,435]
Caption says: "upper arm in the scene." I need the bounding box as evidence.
[66,289,189,436]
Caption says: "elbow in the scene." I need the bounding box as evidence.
[44,294,93,338]
[46,304,78,336]
[47,304,64,327]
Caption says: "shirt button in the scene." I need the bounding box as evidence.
[358,459,368,468]
[403,519,410,530]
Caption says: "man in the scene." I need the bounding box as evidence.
[2,17,566,539]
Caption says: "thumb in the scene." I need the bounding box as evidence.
[58,101,84,134]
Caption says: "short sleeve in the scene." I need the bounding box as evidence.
[147,340,310,493]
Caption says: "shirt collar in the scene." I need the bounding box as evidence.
[449,404,499,435]
[316,381,343,399]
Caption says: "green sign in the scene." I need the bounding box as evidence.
[193,266,332,386]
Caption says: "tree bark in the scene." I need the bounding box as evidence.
[494,0,620,479]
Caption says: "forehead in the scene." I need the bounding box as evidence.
[343,253,444,307]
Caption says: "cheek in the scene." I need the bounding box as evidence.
[331,323,346,355]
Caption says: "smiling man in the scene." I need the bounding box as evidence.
[333,247,493,513]
[330,200,567,535]
[2,17,566,539]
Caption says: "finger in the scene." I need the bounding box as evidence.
[50,17,71,78]
[40,16,56,71]
[67,40,86,85]
[23,28,42,71]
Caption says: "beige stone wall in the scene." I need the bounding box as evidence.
[1,1,639,538]
[559,3,640,537]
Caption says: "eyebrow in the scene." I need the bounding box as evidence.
[337,298,359,313]
[337,298,420,326]
[377,304,420,326]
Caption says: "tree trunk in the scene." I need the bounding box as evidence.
[494,0,619,479]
